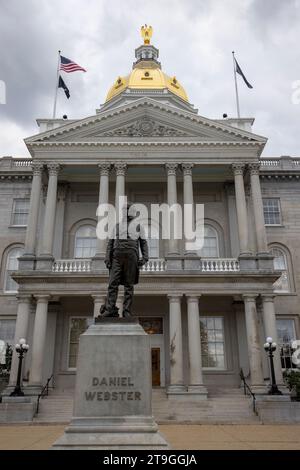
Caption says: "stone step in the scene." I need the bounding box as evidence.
[34,388,260,424]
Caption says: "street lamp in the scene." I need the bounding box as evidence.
[9,338,29,397]
[264,336,282,395]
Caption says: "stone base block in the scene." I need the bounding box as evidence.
[238,255,257,271]
[53,416,169,450]
[0,397,36,423]
[35,255,54,271]
[187,385,208,400]
[52,319,169,449]
[256,399,300,423]
[165,257,183,271]
[183,257,199,271]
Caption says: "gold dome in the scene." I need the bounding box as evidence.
[105,68,188,103]
[105,26,188,103]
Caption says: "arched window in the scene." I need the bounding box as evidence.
[200,225,219,258]
[74,225,97,258]
[270,247,290,292]
[4,246,24,293]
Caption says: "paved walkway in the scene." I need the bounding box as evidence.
[0,424,300,450]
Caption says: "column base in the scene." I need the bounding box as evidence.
[167,384,187,399]
[183,256,200,271]
[187,384,208,400]
[91,255,106,272]
[24,384,43,397]
[165,256,183,271]
[238,254,257,271]
[35,255,54,271]
[257,253,274,270]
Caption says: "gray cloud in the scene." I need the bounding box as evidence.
[0,0,300,156]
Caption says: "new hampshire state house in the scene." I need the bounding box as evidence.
[1,27,300,424]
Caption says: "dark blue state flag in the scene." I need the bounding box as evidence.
[58,75,70,99]
[235,58,253,89]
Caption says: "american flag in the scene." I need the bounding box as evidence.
[60,55,86,73]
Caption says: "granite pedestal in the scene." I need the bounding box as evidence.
[53,318,169,449]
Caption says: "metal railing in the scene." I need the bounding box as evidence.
[240,368,257,414]
[36,374,53,414]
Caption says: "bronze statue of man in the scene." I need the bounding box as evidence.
[101,203,149,318]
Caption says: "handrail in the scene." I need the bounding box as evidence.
[240,368,257,414]
[36,374,53,414]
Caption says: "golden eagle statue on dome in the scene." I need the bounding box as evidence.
[141,24,153,45]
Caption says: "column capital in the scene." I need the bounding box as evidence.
[31,162,44,176]
[57,182,69,201]
[261,294,276,303]
[242,294,258,302]
[47,163,61,176]
[16,294,32,304]
[232,163,246,175]
[98,163,111,176]
[182,163,194,175]
[114,162,127,176]
[165,163,178,175]
[34,295,51,303]
[91,294,106,302]
[186,295,201,303]
[248,162,260,175]
[167,293,183,302]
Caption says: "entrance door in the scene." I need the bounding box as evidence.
[151,348,161,386]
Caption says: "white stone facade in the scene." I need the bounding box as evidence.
[0,72,300,403]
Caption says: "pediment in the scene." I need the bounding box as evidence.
[26,98,267,145]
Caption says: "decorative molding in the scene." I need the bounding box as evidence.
[31,162,44,176]
[114,162,127,176]
[232,163,245,175]
[47,163,61,176]
[99,117,191,137]
[98,163,111,176]
[27,140,265,149]
[182,163,194,175]
[248,162,260,175]
[0,174,32,181]
[165,163,178,175]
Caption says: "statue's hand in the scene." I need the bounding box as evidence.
[105,260,112,269]
[138,258,148,267]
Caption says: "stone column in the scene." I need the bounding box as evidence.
[92,294,106,319]
[95,163,111,257]
[8,295,31,386]
[187,296,207,398]
[249,163,268,255]
[243,294,264,389]
[261,295,283,385]
[24,163,44,256]
[182,164,197,263]
[166,163,180,257]
[167,294,185,394]
[115,162,127,219]
[28,295,50,389]
[38,164,60,268]
[232,163,251,256]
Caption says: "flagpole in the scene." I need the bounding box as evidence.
[52,50,61,119]
[232,51,241,119]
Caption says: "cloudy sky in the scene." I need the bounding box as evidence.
[1,0,300,157]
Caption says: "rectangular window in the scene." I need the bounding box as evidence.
[276,318,297,369]
[0,319,16,345]
[263,198,281,225]
[68,317,93,368]
[200,317,225,369]
[75,237,97,258]
[11,199,30,226]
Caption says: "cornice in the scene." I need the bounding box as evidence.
[26,140,264,148]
